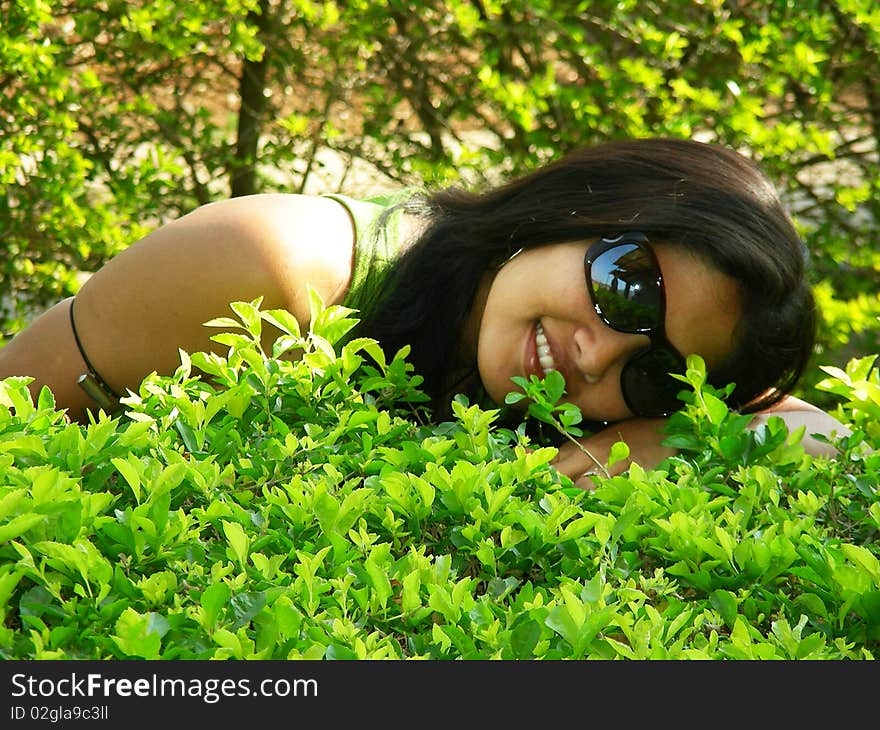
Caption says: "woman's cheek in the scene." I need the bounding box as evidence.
[476,325,524,403]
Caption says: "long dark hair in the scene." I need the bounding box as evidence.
[357,137,816,418]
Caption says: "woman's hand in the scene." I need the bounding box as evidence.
[551,417,677,490]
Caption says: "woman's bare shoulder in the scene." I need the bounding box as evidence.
[169,193,357,311]
[77,193,356,328]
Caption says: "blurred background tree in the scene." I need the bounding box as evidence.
[1,0,877,407]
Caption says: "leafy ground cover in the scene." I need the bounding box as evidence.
[0,297,878,659]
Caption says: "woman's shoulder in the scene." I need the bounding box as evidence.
[189,192,360,310]
[194,193,355,257]
[76,193,360,358]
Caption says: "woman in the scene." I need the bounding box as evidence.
[0,138,847,487]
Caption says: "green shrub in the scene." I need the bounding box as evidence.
[0,298,877,660]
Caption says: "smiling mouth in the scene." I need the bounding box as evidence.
[535,321,557,374]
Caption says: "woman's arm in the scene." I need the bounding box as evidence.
[746,395,850,458]
[552,395,851,490]
[0,194,356,422]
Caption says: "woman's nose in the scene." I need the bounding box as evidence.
[572,324,649,384]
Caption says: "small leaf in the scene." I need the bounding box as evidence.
[260,308,302,337]
[709,589,739,628]
[607,441,630,468]
[702,393,729,425]
[0,514,45,543]
[222,520,250,569]
[200,582,231,629]
[203,316,244,329]
[509,618,541,658]
[111,456,142,503]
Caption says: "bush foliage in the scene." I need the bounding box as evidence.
[1,0,878,406]
[1,299,877,660]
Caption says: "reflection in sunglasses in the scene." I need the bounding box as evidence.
[590,244,662,332]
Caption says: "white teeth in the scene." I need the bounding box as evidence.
[535,322,556,373]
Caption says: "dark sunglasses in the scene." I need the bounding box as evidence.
[584,232,686,418]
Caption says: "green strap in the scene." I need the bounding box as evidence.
[322,191,411,319]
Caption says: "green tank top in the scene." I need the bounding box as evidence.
[325,189,487,412]
[322,191,413,319]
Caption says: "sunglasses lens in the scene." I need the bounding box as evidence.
[589,243,663,332]
[621,348,684,417]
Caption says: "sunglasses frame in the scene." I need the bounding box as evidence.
[584,232,686,417]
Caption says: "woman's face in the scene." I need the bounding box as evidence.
[472,239,742,422]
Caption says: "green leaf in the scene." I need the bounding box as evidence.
[543,369,566,403]
[229,591,266,630]
[607,441,630,468]
[841,544,880,582]
[364,555,393,610]
[112,608,168,659]
[0,435,46,457]
[509,617,542,658]
[203,316,243,330]
[0,568,23,612]
[0,489,28,522]
[260,308,302,338]
[111,455,142,503]
[200,582,231,629]
[222,520,251,569]
[709,589,739,628]
[0,513,46,543]
[229,299,264,338]
[0,378,36,418]
[702,392,729,425]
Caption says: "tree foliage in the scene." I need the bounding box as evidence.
[1,0,878,399]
